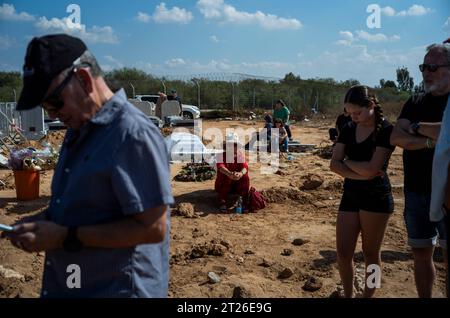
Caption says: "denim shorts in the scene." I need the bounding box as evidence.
[404,191,447,249]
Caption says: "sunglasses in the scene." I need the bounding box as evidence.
[41,68,77,113]
[419,64,450,73]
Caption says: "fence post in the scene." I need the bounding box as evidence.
[129,83,135,99]
[192,79,201,108]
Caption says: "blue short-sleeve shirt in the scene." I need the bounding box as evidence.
[42,89,174,298]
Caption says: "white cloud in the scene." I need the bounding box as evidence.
[0,35,16,49]
[397,4,432,16]
[197,0,302,30]
[165,58,187,68]
[336,31,355,46]
[382,4,432,17]
[0,3,35,21]
[102,56,124,72]
[152,2,193,24]
[381,6,396,17]
[444,17,450,32]
[110,45,425,87]
[35,17,119,44]
[355,30,400,43]
[197,0,223,19]
[104,55,124,68]
[309,40,427,86]
[136,12,151,23]
[210,35,219,43]
[336,30,400,45]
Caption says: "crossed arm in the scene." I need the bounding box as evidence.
[330,143,393,180]
[390,119,440,150]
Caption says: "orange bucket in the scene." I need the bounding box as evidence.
[13,170,40,201]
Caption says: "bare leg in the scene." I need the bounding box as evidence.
[411,247,435,298]
[359,210,390,298]
[336,211,361,298]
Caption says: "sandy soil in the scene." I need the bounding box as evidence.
[0,120,446,298]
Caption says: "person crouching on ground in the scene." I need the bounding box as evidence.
[215,134,250,213]
[273,118,289,154]
[330,85,396,298]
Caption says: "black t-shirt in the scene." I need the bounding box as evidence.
[337,119,395,190]
[336,114,352,133]
[398,92,449,194]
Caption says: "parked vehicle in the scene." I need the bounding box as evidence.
[134,95,201,119]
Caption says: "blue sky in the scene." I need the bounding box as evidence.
[1,0,449,86]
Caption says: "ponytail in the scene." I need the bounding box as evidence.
[370,95,384,141]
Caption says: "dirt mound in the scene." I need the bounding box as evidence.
[303,276,323,292]
[0,266,25,298]
[174,203,198,218]
[296,174,324,190]
[261,187,313,204]
[314,144,334,159]
[0,276,23,298]
[171,239,232,264]
[323,180,343,192]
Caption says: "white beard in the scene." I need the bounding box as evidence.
[424,81,450,94]
[424,82,440,93]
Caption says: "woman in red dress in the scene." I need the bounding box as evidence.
[215,135,250,212]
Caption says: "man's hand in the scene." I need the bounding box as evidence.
[3,221,67,253]
[157,92,167,103]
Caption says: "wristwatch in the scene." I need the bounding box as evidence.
[410,122,421,135]
[63,227,83,253]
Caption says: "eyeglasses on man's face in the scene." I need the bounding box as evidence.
[41,68,76,112]
[419,63,450,73]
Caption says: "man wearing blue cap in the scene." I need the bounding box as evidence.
[3,34,174,298]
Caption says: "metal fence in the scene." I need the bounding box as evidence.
[0,102,46,141]
[113,73,346,116]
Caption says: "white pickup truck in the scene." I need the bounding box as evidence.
[134,95,200,119]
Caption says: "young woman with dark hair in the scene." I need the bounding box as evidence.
[330,85,396,298]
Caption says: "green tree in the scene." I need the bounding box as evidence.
[396,67,414,92]
[380,79,397,89]
[342,79,360,87]
[0,72,22,102]
[281,72,301,85]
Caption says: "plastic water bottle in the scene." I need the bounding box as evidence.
[236,196,243,214]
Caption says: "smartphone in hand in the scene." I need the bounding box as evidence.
[0,224,13,232]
